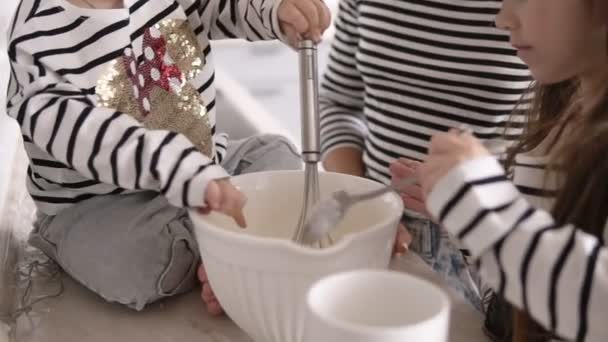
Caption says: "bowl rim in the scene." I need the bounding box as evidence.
[306,269,451,334]
[188,170,404,257]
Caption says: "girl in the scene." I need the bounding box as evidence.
[419,0,608,340]
[6,0,329,312]
[321,0,531,312]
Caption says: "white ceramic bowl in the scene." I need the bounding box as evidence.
[189,170,403,342]
[304,270,450,342]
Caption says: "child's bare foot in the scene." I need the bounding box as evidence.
[197,263,224,315]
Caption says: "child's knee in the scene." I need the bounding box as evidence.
[157,233,199,297]
[228,134,302,174]
[257,134,302,170]
[119,233,199,310]
[55,215,199,310]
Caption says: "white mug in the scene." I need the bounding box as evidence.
[304,269,450,342]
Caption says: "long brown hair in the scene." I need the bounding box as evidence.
[505,74,608,342]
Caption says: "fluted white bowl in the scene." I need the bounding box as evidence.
[189,170,403,342]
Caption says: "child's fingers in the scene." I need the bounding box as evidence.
[389,161,413,179]
[279,3,309,35]
[230,194,248,228]
[221,189,247,228]
[292,0,321,39]
[417,159,447,197]
[312,0,331,34]
[402,194,429,217]
[214,180,247,228]
[393,240,406,256]
[282,23,301,48]
[389,160,408,173]
[429,133,463,155]
[203,181,221,211]
[397,224,412,247]
[397,157,421,168]
[232,209,247,228]
[392,224,411,257]
[401,183,424,200]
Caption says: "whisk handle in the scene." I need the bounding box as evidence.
[298,40,320,163]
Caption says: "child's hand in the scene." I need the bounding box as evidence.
[389,158,429,218]
[392,223,412,257]
[419,129,490,197]
[201,179,248,228]
[278,0,331,47]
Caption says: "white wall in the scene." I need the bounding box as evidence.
[0,0,21,220]
[0,1,22,334]
[0,0,18,105]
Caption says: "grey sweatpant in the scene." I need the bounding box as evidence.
[29,134,301,310]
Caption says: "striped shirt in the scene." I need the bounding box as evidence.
[319,0,532,184]
[428,156,608,341]
[6,0,282,215]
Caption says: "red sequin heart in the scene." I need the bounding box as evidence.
[121,27,184,117]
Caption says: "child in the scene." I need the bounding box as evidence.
[418,0,608,340]
[6,0,330,311]
[320,0,531,312]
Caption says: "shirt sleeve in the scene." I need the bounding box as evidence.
[427,156,608,341]
[6,32,229,209]
[319,0,367,159]
[189,0,287,41]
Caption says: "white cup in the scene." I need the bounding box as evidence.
[304,270,450,342]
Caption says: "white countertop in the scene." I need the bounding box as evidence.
[13,252,489,342]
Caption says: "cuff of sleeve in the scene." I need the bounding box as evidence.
[270,0,288,42]
[427,156,518,258]
[427,156,505,214]
[320,142,364,161]
[187,164,230,208]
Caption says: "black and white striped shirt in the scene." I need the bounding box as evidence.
[428,156,608,341]
[319,0,531,184]
[6,0,282,214]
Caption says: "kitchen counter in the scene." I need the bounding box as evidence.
[2,128,489,342]
[14,251,489,342]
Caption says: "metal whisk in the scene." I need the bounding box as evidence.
[292,40,333,248]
